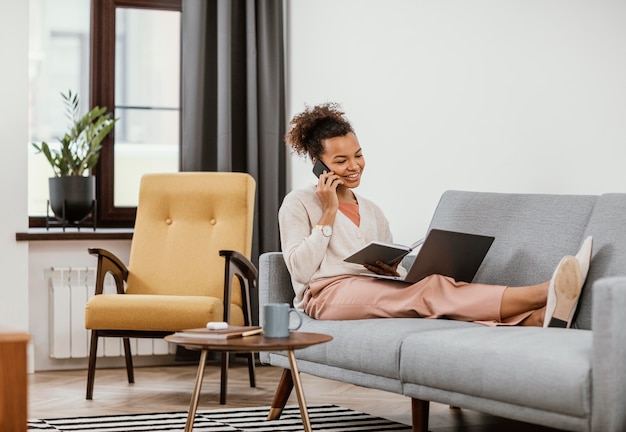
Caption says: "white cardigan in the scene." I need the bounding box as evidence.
[278,186,407,310]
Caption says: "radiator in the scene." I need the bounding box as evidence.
[47,267,174,359]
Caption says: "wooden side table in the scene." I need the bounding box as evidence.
[165,331,332,432]
[0,327,30,432]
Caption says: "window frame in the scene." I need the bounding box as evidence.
[28,0,182,228]
[91,0,181,227]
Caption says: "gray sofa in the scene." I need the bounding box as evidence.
[259,190,626,432]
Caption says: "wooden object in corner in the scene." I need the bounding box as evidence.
[0,327,29,432]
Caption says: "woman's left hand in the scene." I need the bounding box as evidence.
[364,260,400,277]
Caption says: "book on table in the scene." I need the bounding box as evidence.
[173,325,263,339]
[343,237,425,266]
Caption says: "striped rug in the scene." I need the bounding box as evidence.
[28,404,411,431]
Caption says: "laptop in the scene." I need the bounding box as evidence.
[363,228,495,283]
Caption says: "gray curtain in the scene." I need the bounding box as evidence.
[181,0,286,263]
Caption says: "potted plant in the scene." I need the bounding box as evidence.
[32,90,118,224]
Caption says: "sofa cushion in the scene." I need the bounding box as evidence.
[400,327,592,417]
[291,315,478,380]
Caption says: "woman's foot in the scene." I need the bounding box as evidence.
[543,237,593,328]
[543,256,583,328]
[520,306,546,327]
[575,236,593,281]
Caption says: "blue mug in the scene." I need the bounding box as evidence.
[263,303,302,338]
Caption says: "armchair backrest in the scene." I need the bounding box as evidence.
[126,172,256,304]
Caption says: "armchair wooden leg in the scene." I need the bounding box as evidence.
[86,330,99,400]
[247,352,256,388]
[411,398,430,432]
[123,337,134,384]
[220,352,229,405]
[219,352,254,404]
[267,368,294,420]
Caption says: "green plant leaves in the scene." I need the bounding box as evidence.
[31,90,118,177]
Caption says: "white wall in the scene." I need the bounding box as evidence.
[3,1,626,368]
[0,3,29,329]
[286,0,626,245]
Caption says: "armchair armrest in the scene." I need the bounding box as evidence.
[591,276,626,431]
[220,250,258,325]
[88,248,128,295]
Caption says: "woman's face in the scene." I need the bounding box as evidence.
[319,132,365,189]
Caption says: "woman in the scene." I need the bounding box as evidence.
[278,102,592,327]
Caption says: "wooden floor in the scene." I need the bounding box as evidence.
[29,358,561,432]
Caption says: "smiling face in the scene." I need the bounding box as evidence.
[319,132,365,189]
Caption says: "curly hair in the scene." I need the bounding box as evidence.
[284,102,354,160]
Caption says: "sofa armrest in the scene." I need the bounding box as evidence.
[591,276,626,431]
[259,252,296,307]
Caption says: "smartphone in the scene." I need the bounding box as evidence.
[312,159,331,178]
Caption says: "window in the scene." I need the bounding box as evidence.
[113,8,180,207]
[28,0,91,220]
[92,0,181,226]
[28,0,181,227]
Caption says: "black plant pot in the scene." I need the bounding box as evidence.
[49,176,95,223]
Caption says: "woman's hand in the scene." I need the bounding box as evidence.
[315,170,343,212]
[364,260,400,277]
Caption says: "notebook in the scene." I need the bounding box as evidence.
[362,228,495,284]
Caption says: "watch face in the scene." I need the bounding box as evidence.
[322,225,332,236]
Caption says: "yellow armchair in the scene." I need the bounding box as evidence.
[84,172,257,403]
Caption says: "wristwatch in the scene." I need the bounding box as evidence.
[315,224,333,237]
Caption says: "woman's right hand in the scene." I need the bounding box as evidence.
[315,170,343,212]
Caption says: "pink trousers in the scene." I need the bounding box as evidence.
[304,275,531,326]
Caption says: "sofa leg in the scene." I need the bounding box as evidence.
[267,368,294,420]
[411,398,429,432]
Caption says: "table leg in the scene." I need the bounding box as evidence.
[287,349,312,432]
[185,349,209,432]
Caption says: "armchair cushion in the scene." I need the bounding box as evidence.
[85,294,245,331]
